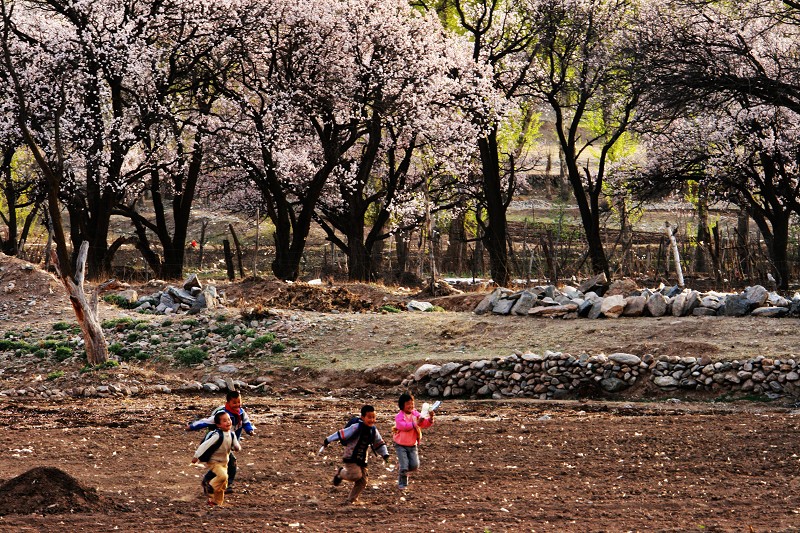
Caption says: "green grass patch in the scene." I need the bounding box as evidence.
[212,323,237,337]
[80,360,120,373]
[54,346,73,361]
[52,322,73,331]
[380,305,402,313]
[46,370,64,380]
[251,333,276,349]
[174,347,208,366]
[271,341,286,354]
[102,317,145,331]
[103,294,140,309]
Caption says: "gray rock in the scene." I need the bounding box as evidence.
[743,285,769,307]
[654,376,679,387]
[116,289,138,304]
[183,273,202,291]
[491,298,516,315]
[609,353,641,366]
[578,273,608,295]
[414,364,441,381]
[692,307,717,317]
[528,303,577,317]
[601,377,628,392]
[646,292,668,317]
[672,293,687,317]
[600,295,626,318]
[202,382,220,392]
[474,288,509,314]
[622,295,647,317]
[700,295,722,310]
[511,291,537,315]
[218,364,238,374]
[750,307,789,318]
[723,294,752,317]
[577,300,594,317]
[407,300,434,312]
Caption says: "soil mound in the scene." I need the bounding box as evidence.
[0,467,103,515]
[225,278,406,312]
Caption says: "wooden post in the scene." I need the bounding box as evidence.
[198,219,208,270]
[666,222,684,287]
[222,239,235,281]
[229,224,245,278]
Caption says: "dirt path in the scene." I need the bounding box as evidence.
[0,395,798,532]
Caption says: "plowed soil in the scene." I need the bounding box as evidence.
[1,254,800,531]
[0,396,798,532]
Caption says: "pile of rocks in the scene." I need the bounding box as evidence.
[113,274,223,315]
[403,351,800,400]
[475,275,800,318]
[0,374,266,399]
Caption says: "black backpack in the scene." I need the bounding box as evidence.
[198,429,225,462]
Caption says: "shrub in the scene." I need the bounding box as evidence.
[425,305,446,312]
[54,346,73,361]
[53,322,72,331]
[103,294,140,309]
[271,342,286,354]
[102,317,141,331]
[251,333,276,349]
[174,347,208,366]
[380,305,401,313]
[46,370,64,380]
[212,323,237,337]
[181,318,199,327]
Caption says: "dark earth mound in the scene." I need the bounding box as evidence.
[0,467,104,515]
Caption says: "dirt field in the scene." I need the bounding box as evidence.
[1,254,800,531]
[0,395,798,532]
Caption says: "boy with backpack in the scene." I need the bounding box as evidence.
[320,404,390,504]
[186,390,255,495]
[192,411,240,506]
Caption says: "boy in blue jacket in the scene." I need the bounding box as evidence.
[187,390,255,494]
[320,404,389,504]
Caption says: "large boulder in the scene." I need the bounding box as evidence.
[646,292,668,317]
[600,295,626,318]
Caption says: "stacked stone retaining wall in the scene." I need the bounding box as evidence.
[403,352,800,401]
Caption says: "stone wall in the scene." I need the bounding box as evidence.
[403,351,800,401]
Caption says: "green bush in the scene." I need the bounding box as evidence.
[271,341,286,354]
[212,323,237,337]
[54,346,73,361]
[102,317,142,331]
[53,322,72,331]
[161,319,173,328]
[103,294,140,309]
[174,347,208,366]
[425,305,446,312]
[251,333,276,349]
[181,318,199,327]
[46,370,64,380]
[0,339,34,352]
[380,305,401,313]
[80,360,120,373]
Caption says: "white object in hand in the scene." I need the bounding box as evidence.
[318,446,326,455]
[419,401,440,419]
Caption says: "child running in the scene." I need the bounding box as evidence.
[392,392,434,490]
[320,404,390,504]
[186,390,255,495]
[192,411,241,506]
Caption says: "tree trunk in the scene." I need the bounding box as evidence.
[444,213,467,274]
[478,132,510,287]
[53,242,108,365]
[693,185,711,273]
[736,209,750,279]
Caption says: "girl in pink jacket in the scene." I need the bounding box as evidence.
[392,392,434,490]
